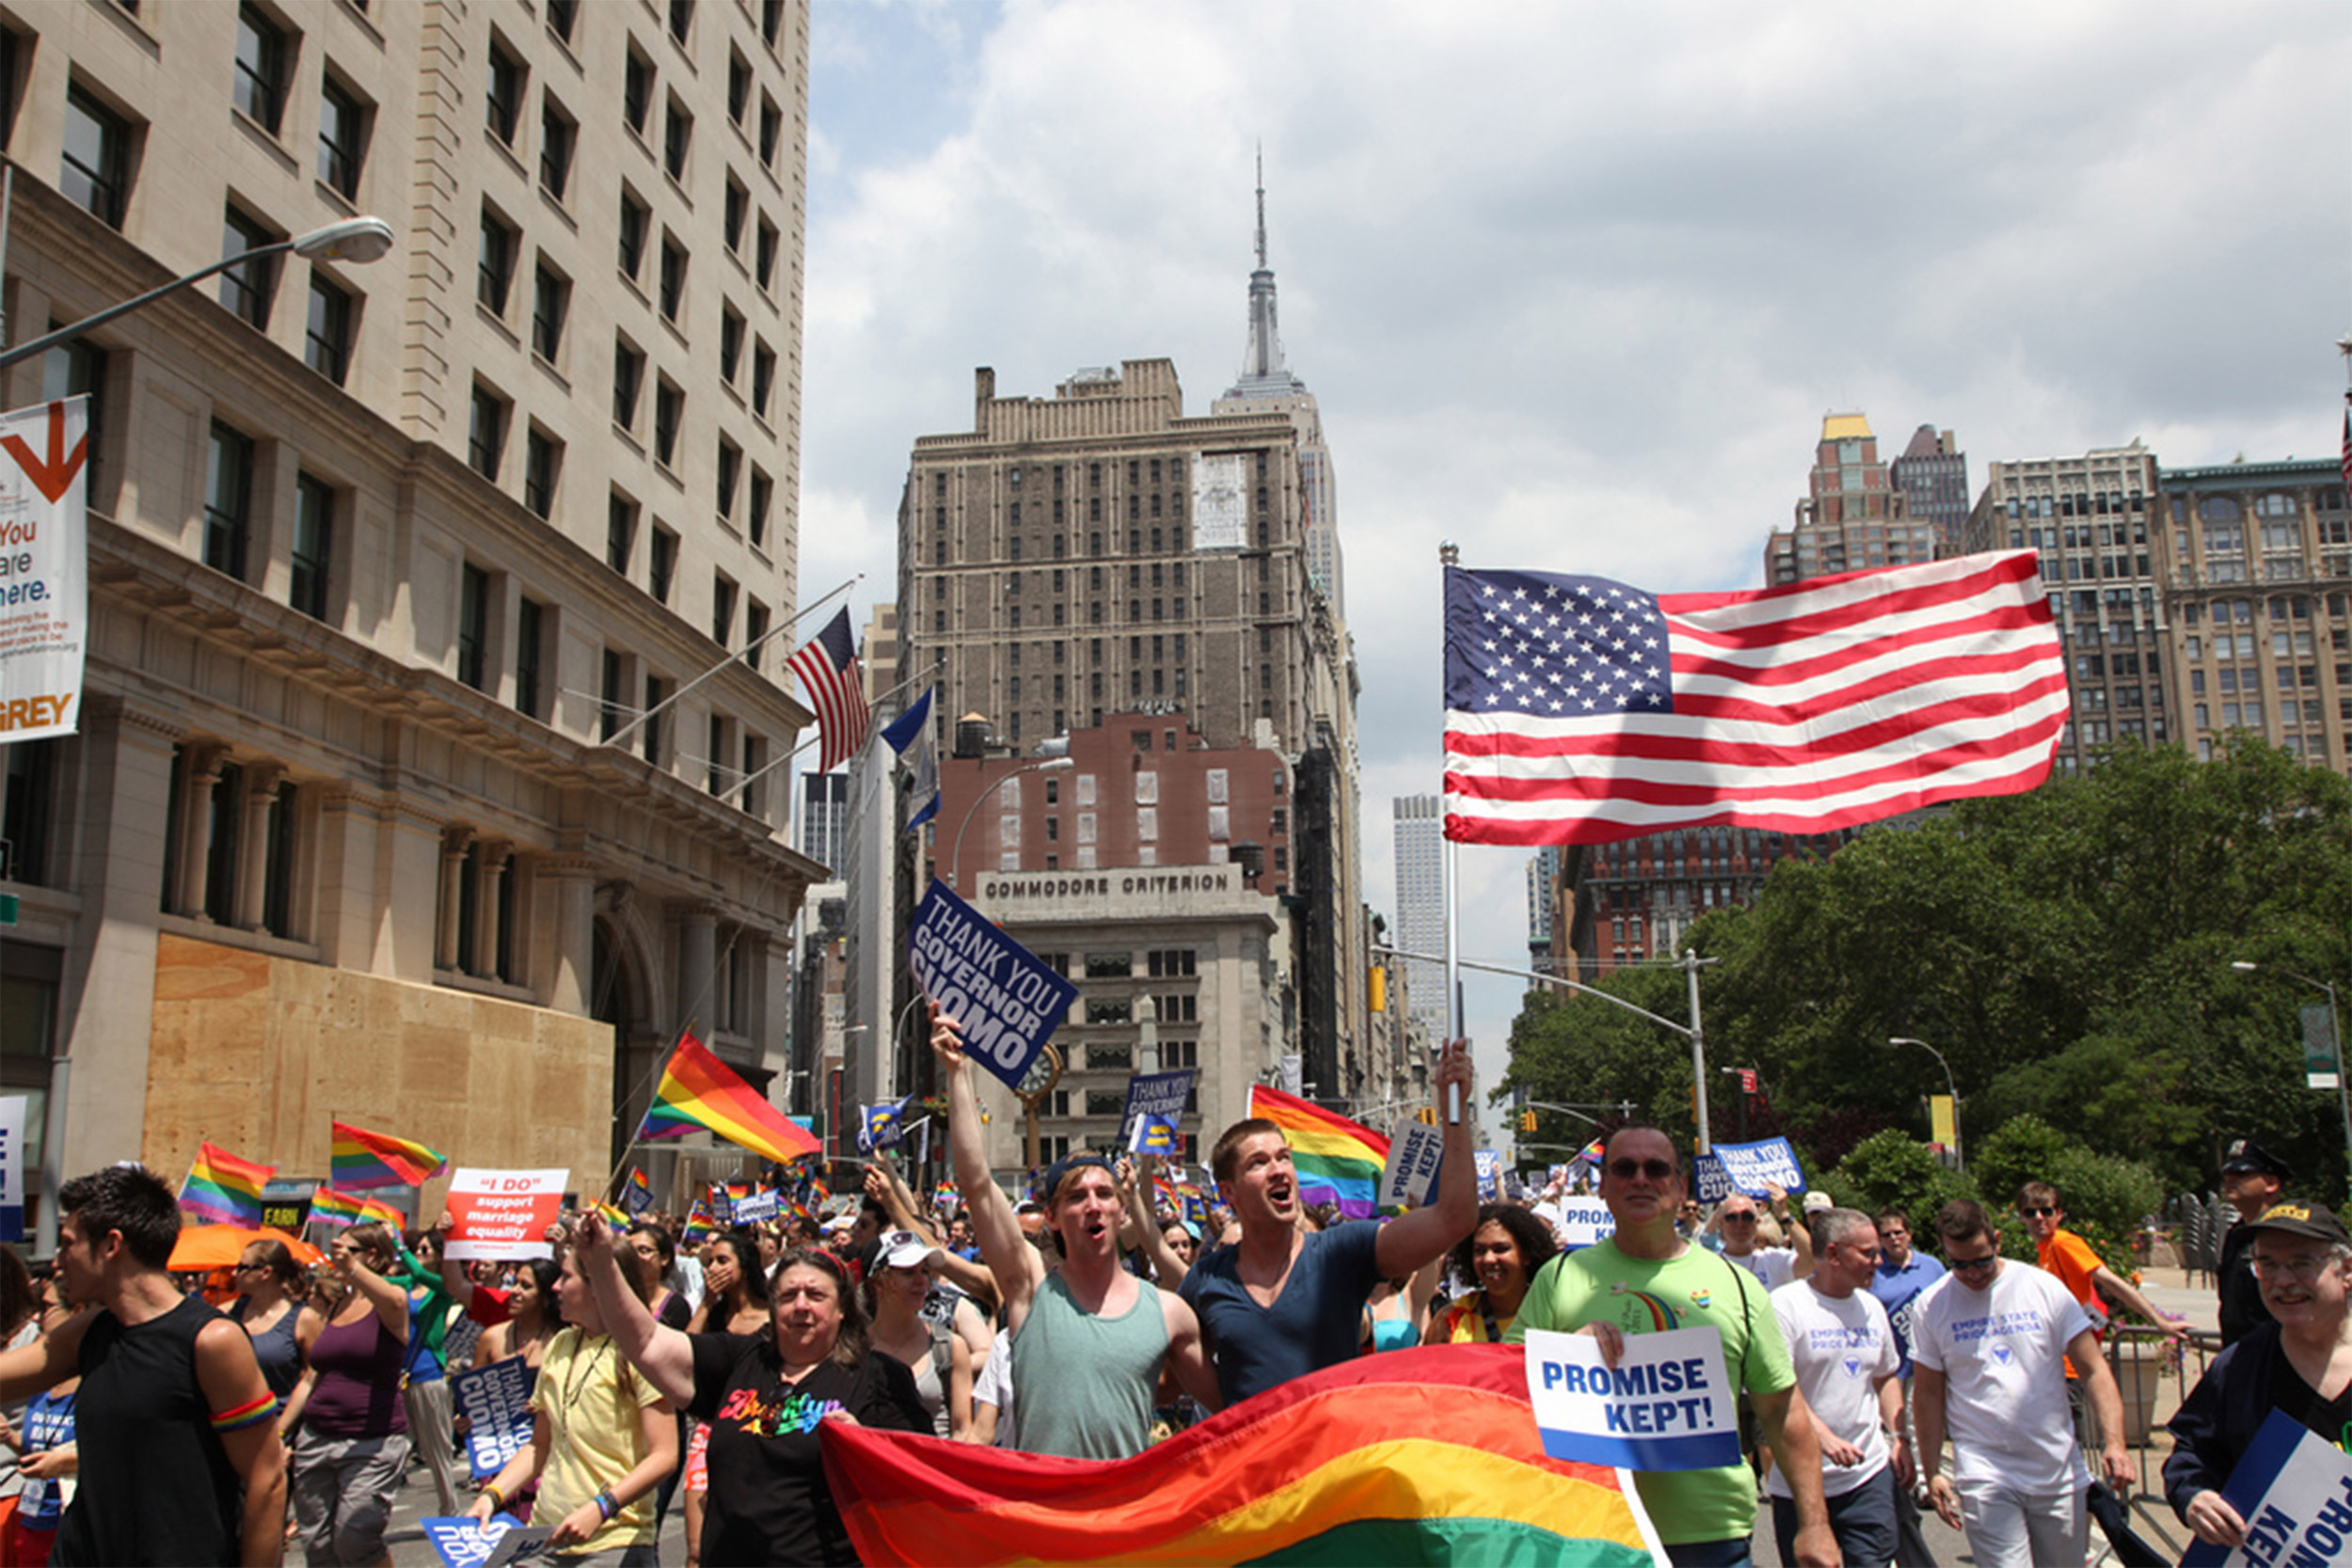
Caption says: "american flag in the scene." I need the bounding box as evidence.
[786,606,870,772]
[1443,550,2066,846]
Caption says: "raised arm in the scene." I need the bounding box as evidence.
[932,1002,1044,1327]
[1375,1042,1479,1278]
[1123,1154,1190,1289]
[576,1212,696,1407]
[345,1252,411,1343]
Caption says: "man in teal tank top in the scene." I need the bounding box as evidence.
[933,1005,1219,1458]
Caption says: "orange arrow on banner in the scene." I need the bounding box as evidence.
[0,402,87,504]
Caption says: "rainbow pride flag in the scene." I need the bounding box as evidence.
[596,1200,631,1228]
[1246,1084,1391,1218]
[1577,1134,1606,1164]
[823,1343,1656,1563]
[330,1120,447,1190]
[621,1167,653,1215]
[180,1142,273,1227]
[681,1205,717,1245]
[637,1031,820,1164]
[310,1186,403,1229]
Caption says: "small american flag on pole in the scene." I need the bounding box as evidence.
[1442,550,2067,846]
[787,606,870,772]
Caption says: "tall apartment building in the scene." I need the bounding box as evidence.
[1765,412,1937,585]
[1889,425,1970,558]
[797,769,850,875]
[0,0,824,1229]
[2155,457,2352,772]
[1526,844,1561,975]
[897,211,1371,1128]
[1391,794,1445,1039]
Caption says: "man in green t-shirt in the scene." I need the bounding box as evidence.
[1508,1126,1836,1566]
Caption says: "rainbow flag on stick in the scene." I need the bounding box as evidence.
[180,1142,273,1227]
[637,1031,821,1164]
[330,1120,447,1190]
[310,1186,404,1229]
[1246,1085,1391,1219]
[823,1344,1656,1563]
[596,1200,631,1228]
[621,1167,653,1215]
[681,1205,718,1245]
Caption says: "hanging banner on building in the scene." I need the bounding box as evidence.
[0,397,87,743]
[450,1355,537,1481]
[1122,1069,1194,1153]
[2304,1004,2341,1091]
[1190,451,1248,550]
[2182,1409,2352,1566]
[443,1168,567,1261]
[0,1096,24,1243]
[1524,1325,1740,1471]
[907,879,1077,1093]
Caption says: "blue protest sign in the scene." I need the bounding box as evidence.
[420,1515,545,1568]
[860,1097,910,1153]
[1702,1138,1805,1199]
[908,879,1078,1092]
[1472,1148,1503,1199]
[1122,1069,1194,1153]
[732,1188,780,1223]
[1692,1152,1730,1204]
[1524,1325,1740,1471]
[2183,1409,2352,1567]
[450,1355,536,1482]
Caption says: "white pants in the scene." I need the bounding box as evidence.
[1955,1476,2085,1568]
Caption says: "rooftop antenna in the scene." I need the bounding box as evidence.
[1255,143,1267,271]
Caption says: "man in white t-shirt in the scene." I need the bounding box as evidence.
[1769,1208,1904,1566]
[1912,1198,2130,1568]
[1713,1183,1814,1289]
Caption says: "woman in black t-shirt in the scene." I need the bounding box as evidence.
[575,1214,926,1566]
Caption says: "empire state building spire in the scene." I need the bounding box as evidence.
[1228,148,1309,400]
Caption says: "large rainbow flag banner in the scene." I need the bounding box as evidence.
[638,1031,821,1164]
[1245,1084,1391,1218]
[310,1186,403,1229]
[180,1142,273,1227]
[330,1120,447,1190]
[824,1344,1656,1563]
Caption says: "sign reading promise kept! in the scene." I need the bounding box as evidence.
[1524,1325,1740,1471]
[908,879,1077,1093]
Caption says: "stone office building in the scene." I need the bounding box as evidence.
[0,0,824,1236]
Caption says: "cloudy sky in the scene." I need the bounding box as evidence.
[795,0,2352,1105]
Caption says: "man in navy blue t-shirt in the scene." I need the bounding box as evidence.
[1175,1044,1477,1407]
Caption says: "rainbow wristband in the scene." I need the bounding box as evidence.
[211,1393,278,1433]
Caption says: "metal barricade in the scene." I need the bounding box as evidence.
[2089,1323,2220,1564]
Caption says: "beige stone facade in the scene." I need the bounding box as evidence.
[0,0,821,1234]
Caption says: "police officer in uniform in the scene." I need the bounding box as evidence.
[2217,1137,2290,1347]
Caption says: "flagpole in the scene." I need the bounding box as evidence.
[602,575,862,753]
[1439,542,1464,1127]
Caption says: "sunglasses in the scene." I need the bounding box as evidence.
[1607,1158,1676,1180]
[1947,1253,1999,1274]
[2020,1207,2058,1218]
[1720,1212,1758,1223]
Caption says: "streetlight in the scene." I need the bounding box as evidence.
[1888,1037,1963,1173]
[2232,959,2352,1186]
[0,215,397,372]
[946,755,1073,890]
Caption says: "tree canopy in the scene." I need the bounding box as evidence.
[1502,741,2352,1202]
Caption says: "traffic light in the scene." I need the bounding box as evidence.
[1519,1110,1537,1134]
[1415,1107,1438,1126]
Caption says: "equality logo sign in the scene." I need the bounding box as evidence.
[1524,1325,1740,1471]
[908,879,1076,1093]
[0,398,87,744]
[1122,1070,1194,1154]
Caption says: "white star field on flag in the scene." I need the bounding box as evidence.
[1462,574,1675,718]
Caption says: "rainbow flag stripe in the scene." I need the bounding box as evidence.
[824,1344,1655,1563]
[1247,1085,1391,1218]
[638,1031,820,1164]
[596,1200,631,1228]
[330,1120,447,1190]
[181,1142,273,1227]
[310,1186,402,1228]
[681,1205,717,1245]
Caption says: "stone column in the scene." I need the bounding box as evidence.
[543,856,596,1016]
[234,766,284,932]
[173,743,228,920]
[437,825,473,972]
[474,840,513,978]
[675,902,717,1038]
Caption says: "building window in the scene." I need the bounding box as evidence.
[457,563,489,690]
[61,84,131,228]
[546,0,578,44]
[291,473,333,621]
[648,527,675,604]
[624,48,654,137]
[231,4,289,133]
[759,95,782,167]
[469,384,506,479]
[659,237,686,321]
[662,97,691,180]
[304,272,354,385]
[741,733,765,815]
[716,437,740,518]
[653,380,683,467]
[712,573,737,645]
[1,739,56,887]
[612,338,644,429]
[748,470,771,549]
[317,75,366,198]
[727,51,751,122]
[755,218,778,290]
[618,188,649,280]
[607,493,637,574]
[723,179,747,252]
[743,601,768,672]
[523,427,560,518]
[539,97,576,199]
[720,308,744,382]
[40,338,104,503]
[478,208,517,314]
[486,39,524,145]
[762,0,784,45]
[751,341,775,418]
[218,206,278,327]
[515,596,545,718]
[667,0,693,45]
[531,263,569,360]
[642,674,669,764]
[204,423,254,580]
[599,649,624,740]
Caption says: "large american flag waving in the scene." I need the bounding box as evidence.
[1442,550,2068,846]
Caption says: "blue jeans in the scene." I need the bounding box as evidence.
[1663,1538,1754,1567]
[1772,1465,1899,1568]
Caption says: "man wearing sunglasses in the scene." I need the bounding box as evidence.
[2016,1180,2184,1354]
[1507,1126,1835,1567]
[1912,1199,2129,1568]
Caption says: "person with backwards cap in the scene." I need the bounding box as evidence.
[931,1003,1218,1458]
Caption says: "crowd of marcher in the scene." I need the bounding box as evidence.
[1,1042,2344,1567]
